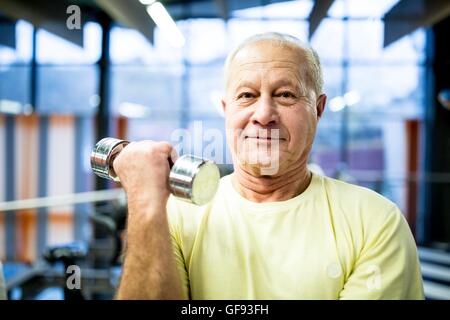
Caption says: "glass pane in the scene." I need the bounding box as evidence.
[0,65,30,108]
[227,19,309,50]
[347,19,384,62]
[310,18,344,62]
[110,66,184,118]
[381,29,426,64]
[347,65,425,118]
[37,22,101,65]
[184,19,227,64]
[110,23,193,66]
[346,117,408,211]
[127,119,181,142]
[347,21,426,63]
[188,64,225,117]
[227,19,270,48]
[322,65,344,99]
[0,20,33,65]
[312,119,342,177]
[313,65,344,177]
[37,66,99,115]
[264,20,309,40]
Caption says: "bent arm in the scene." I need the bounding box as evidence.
[116,201,185,300]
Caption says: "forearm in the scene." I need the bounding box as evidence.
[116,202,184,300]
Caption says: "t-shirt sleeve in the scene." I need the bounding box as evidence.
[339,205,424,300]
[167,197,191,299]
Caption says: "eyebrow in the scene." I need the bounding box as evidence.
[234,81,257,92]
[272,79,301,91]
[234,79,301,91]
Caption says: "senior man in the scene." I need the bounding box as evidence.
[114,32,424,300]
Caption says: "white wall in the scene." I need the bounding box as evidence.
[47,116,75,244]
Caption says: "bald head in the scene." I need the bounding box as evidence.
[223,32,323,97]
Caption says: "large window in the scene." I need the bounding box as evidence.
[35,22,101,115]
[0,0,429,215]
[0,20,33,112]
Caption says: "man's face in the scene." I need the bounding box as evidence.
[222,41,326,176]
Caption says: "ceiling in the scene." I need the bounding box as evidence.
[0,0,449,49]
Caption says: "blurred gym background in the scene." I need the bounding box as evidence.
[0,0,449,300]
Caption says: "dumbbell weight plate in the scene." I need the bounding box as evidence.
[169,155,220,206]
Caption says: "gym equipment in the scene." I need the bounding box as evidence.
[0,262,6,300]
[91,138,220,205]
[4,201,126,300]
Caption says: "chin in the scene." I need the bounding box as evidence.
[239,153,282,176]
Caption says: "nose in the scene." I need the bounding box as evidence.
[250,94,279,126]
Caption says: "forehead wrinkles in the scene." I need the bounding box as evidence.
[232,57,301,75]
[231,62,304,91]
[231,42,303,71]
[236,59,300,68]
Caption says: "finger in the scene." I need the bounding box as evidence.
[157,142,178,164]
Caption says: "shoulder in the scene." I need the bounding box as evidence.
[318,175,417,265]
[318,175,405,238]
[320,175,398,217]
[321,175,395,208]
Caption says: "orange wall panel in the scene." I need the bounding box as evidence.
[14,115,40,262]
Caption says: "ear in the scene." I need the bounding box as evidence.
[316,94,327,120]
[221,98,227,113]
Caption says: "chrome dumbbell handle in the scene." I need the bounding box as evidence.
[90,138,220,205]
[91,138,130,182]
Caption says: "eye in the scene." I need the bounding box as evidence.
[276,91,296,99]
[237,92,255,100]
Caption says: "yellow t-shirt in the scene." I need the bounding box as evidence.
[167,172,424,299]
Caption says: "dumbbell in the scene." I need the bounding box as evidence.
[90,137,220,205]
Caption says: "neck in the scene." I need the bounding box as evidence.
[231,162,312,203]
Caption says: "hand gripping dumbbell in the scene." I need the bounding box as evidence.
[90,137,220,206]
